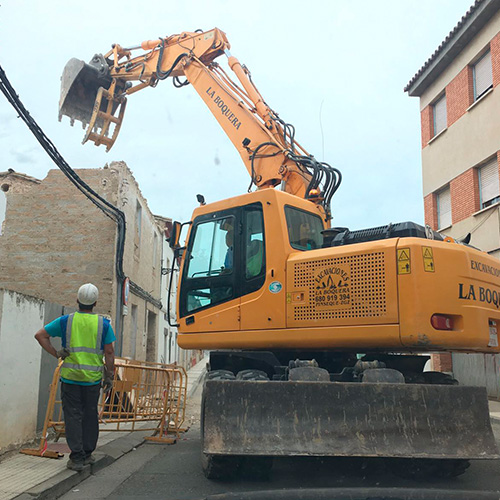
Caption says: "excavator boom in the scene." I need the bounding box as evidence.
[59,28,340,219]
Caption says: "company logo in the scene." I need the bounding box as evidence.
[206,86,241,130]
[269,281,282,294]
[314,265,351,308]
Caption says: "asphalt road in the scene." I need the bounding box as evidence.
[59,384,500,500]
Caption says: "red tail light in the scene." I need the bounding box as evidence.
[431,314,453,330]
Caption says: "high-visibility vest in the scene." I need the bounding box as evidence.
[60,312,105,383]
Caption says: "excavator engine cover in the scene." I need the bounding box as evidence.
[202,380,498,459]
[59,55,112,128]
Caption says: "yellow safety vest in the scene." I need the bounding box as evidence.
[60,312,104,383]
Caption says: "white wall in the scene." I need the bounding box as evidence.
[158,240,180,365]
[0,289,44,452]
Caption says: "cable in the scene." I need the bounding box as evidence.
[0,64,162,310]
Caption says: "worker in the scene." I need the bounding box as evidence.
[34,283,115,472]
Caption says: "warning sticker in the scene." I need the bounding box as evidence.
[422,246,435,273]
[397,248,411,275]
[314,264,351,309]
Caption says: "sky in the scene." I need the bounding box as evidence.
[0,0,475,230]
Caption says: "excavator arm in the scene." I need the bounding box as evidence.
[59,28,340,219]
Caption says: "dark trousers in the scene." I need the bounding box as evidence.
[61,381,101,463]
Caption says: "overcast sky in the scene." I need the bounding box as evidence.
[0,0,475,230]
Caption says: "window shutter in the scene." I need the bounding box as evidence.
[438,187,451,229]
[480,157,500,207]
[433,95,447,135]
[474,51,492,99]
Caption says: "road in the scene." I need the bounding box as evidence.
[59,384,500,500]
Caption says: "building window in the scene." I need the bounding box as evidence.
[437,187,451,229]
[473,50,492,101]
[433,94,447,136]
[135,201,142,239]
[479,157,500,209]
[153,231,158,268]
[130,304,138,359]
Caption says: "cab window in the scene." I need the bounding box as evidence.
[186,217,234,278]
[245,209,265,280]
[285,206,324,250]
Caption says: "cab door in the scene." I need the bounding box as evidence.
[179,210,241,332]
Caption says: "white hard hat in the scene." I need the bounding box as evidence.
[77,283,99,305]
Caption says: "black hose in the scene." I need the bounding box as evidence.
[156,39,188,81]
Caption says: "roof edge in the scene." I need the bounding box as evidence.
[405,0,500,97]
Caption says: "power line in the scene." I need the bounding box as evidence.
[0,64,162,310]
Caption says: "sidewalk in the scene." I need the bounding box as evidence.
[0,356,207,500]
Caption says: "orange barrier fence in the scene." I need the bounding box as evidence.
[21,357,188,458]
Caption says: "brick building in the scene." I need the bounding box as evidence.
[406,0,500,257]
[406,0,500,386]
[0,161,167,361]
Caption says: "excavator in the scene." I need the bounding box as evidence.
[59,28,500,480]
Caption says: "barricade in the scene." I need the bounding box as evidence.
[20,357,188,458]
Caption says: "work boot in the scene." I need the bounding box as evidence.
[84,454,96,465]
[66,459,84,472]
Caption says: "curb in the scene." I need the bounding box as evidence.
[12,362,207,500]
[13,430,150,500]
[490,414,500,424]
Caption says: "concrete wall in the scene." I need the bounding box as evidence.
[0,289,44,452]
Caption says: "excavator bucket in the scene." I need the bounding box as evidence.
[202,380,498,459]
[59,56,126,151]
[59,57,112,128]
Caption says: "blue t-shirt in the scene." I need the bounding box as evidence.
[45,312,116,386]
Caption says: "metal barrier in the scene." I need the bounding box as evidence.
[20,357,188,458]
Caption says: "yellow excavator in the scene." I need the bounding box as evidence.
[59,28,500,480]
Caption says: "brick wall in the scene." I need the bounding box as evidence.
[492,32,500,87]
[446,66,473,127]
[450,168,480,224]
[421,105,433,149]
[0,168,118,315]
[424,193,438,230]
[432,353,453,373]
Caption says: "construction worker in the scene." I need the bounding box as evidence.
[34,283,115,471]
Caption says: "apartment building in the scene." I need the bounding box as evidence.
[406,0,500,256]
[406,0,500,392]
